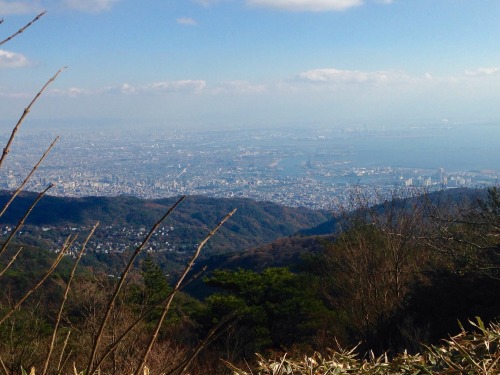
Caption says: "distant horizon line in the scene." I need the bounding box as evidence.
[2,117,500,134]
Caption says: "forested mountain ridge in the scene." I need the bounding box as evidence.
[0,191,330,257]
[1,185,499,373]
[199,187,491,272]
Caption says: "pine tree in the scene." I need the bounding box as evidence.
[141,255,170,306]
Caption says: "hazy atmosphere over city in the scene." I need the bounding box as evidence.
[2,0,500,129]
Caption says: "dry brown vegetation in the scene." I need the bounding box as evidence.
[0,12,236,375]
[227,318,500,374]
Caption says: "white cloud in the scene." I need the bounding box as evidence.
[47,80,207,98]
[212,81,267,94]
[464,67,500,77]
[246,0,362,12]
[0,49,31,68]
[49,87,91,97]
[66,87,88,96]
[0,90,31,98]
[142,80,207,93]
[177,17,197,26]
[0,1,41,15]
[63,0,119,13]
[298,68,410,85]
[120,83,135,94]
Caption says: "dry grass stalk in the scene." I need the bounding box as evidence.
[0,136,59,219]
[57,330,72,375]
[170,311,237,375]
[0,11,46,47]
[227,318,500,374]
[135,208,237,375]
[93,265,209,372]
[42,222,99,375]
[0,246,23,278]
[0,356,8,375]
[0,67,65,170]
[86,195,186,375]
[0,234,76,326]
[0,184,54,258]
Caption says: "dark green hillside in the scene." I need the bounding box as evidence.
[184,234,334,299]
[0,245,74,300]
[0,191,330,255]
[199,234,335,273]
[208,188,490,275]
[300,187,487,236]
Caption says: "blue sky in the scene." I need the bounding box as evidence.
[2,0,500,129]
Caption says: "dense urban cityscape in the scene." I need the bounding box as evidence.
[2,125,499,210]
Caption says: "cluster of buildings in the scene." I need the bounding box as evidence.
[1,127,498,211]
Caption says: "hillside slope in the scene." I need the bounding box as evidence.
[0,191,331,255]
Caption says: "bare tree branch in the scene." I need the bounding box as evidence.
[86,195,186,375]
[0,136,59,219]
[0,356,8,375]
[92,265,208,372]
[0,184,53,259]
[134,208,237,375]
[56,331,72,375]
[0,68,65,170]
[171,312,237,375]
[0,234,75,326]
[0,11,46,47]
[0,246,23,279]
[42,222,99,375]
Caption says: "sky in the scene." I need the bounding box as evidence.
[1,0,500,130]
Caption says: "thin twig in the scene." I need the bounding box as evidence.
[0,246,23,279]
[86,196,186,375]
[43,222,99,375]
[56,331,72,375]
[0,356,8,375]
[171,312,237,375]
[0,234,74,326]
[134,208,237,375]
[0,11,46,46]
[0,184,53,259]
[0,67,65,170]
[0,136,59,219]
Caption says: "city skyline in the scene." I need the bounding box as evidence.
[2,1,500,130]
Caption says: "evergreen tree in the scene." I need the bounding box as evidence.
[141,255,170,306]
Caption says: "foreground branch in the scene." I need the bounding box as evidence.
[0,234,75,326]
[0,68,65,170]
[86,196,186,375]
[93,266,208,372]
[0,11,46,47]
[0,184,53,259]
[42,222,99,375]
[0,136,59,219]
[0,247,23,279]
[134,208,237,375]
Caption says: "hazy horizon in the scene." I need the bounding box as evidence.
[2,1,500,130]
